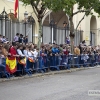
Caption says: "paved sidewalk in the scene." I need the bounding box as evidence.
[0,66,100,82]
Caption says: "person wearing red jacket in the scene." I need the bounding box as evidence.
[63,47,69,55]
[6,42,19,74]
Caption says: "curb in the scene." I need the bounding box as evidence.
[0,66,99,83]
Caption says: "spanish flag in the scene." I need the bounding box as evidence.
[14,0,19,18]
[18,57,26,66]
[28,57,35,63]
[6,57,17,74]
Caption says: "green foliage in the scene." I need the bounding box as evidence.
[20,0,31,5]
[77,0,100,15]
[20,0,100,17]
[44,0,76,15]
[20,0,100,52]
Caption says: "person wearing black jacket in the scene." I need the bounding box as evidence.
[19,34,23,43]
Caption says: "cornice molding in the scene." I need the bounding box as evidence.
[7,0,23,4]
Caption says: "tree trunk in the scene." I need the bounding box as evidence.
[69,16,75,54]
[69,16,75,67]
[70,36,74,54]
[38,20,42,50]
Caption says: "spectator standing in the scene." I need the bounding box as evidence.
[23,36,28,44]
[52,44,59,55]
[17,44,26,75]
[0,44,5,66]
[23,45,29,58]
[82,40,86,46]
[13,33,19,42]
[32,49,39,58]
[27,46,34,71]
[19,34,23,43]
[66,37,70,45]
[63,47,69,55]
[2,36,7,43]
[6,42,19,74]
[74,46,80,55]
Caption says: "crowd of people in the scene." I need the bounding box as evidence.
[0,33,100,77]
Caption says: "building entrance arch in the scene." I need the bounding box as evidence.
[42,11,69,44]
[90,16,97,46]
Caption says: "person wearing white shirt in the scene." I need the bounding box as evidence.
[17,49,25,57]
[26,46,34,71]
[17,44,25,76]
[23,45,34,60]
[31,49,39,58]
[13,33,19,42]
[23,46,29,58]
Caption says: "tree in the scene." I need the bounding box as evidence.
[20,0,47,50]
[20,0,100,53]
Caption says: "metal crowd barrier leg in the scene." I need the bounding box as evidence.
[24,59,32,76]
[49,56,60,71]
[37,56,45,73]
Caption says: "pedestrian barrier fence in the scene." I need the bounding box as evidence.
[0,53,100,78]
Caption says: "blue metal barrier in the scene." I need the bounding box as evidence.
[67,55,80,68]
[1,53,100,79]
[24,59,32,76]
[31,56,48,73]
[49,55,60,71]
[95,54,100,65]
[0,58,10,78]
[57,55,70,70]
[98,54,100,65]
[38,56,45,73]
[0,65,10,78]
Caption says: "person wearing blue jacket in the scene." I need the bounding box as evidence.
[52,44,60,54]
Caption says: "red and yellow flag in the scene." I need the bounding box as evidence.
[14,0,18,18]
[18,58,26,66]
[6,57,17,74]
[28,57,35,63]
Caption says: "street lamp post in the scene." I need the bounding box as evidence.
[50,19,55,44]
[27,15,35,43]
[8,10,12,41]
[0,8,8,36]
[0,14,3,35]
[63,21,67,43]
[24,11,28,37]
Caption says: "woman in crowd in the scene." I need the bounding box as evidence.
[27,45,35,71]
[0,44,6,67]
[1,34,100,77]
[6,42,19,75]
[63,46,69,55]
[17,44,26,76]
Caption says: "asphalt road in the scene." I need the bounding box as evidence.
[0,67,100,100]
